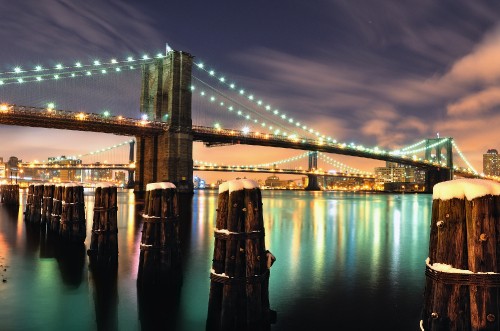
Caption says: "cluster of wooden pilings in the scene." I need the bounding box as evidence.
[422,179,500,331]
[0,184,20,205]
[23,183,86,242]
[207,179,276,331]
[137,182,181,289]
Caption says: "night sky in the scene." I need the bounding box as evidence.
[1,0,500,182]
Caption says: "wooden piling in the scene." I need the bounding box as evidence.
[137,182,181,289]
[0,184,19,205]
[49,184,64,232]
[88,183,118,267]
[422,179,500,331]
[207,179,276,331]
[59,183,86,242]
[28,184,44,225]
[24,184,34,221]
[42,184,55,224]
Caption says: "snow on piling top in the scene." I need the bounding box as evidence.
[433,179,500,201]
[146,182,176,191]
[95,182,116,188]
[219,179,259,194]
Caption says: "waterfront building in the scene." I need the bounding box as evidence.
[114,171,126,186]
[46,156,83,182]
[0,158,5,179]
[193,175,207,189]
[483,149,499,176]
[264,175,297,189]
[374,162,425,191]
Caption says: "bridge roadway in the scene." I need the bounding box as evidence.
[19,163,374,179]
[0,104,478,178]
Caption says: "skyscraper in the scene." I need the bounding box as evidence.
[483,149,499,176]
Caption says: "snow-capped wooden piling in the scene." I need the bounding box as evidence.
[206,179,276,331]
[422,179,500,331]
[59,183,86,242]
[49,184,64,232]
[0,184,19,205]
[41,184,55,224]
[88,183,118,267]
[137,182,181,288]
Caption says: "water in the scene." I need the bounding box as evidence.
[0,189,431,331]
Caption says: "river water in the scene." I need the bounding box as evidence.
[0,189,431,331]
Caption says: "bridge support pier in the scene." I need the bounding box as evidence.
[135,132,193,195]
[134,50,194,196]
[305,174,321,191]
[305,151,321,191]
[424,168,452,193]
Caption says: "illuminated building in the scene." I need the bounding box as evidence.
[483,149,499,176]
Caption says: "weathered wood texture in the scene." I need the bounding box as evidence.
[49,185,64,232]
[24,184,34,220]
[59,184,86,242]
[137,185,181,288]
[0,184,19,205]
[207,185,275,331]
[88,185,118,267]
[28,184,44,225]
[41,184,55,224]
[423,194,500,330]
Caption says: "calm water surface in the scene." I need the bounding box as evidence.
[0,189,432,331]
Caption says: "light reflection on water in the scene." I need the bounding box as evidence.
[0,189,431,331]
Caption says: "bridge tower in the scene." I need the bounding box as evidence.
[305,151,321,191]
[134,50,194,195]
[424,138,453,191]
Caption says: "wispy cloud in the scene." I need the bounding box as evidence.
[0,0,163,61]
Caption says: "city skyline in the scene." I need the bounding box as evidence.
[1,1,500,183]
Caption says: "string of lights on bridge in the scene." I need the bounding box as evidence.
[194,151,370,175]
[0,52,170,86]
[0,49,443,157]
[0,49,480,175]
[193,60,334,142]
[61,139,368,175]
[66,139,135,160]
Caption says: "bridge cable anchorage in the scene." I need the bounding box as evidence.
[192,76,299,137]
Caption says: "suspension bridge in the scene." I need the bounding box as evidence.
[0,47,492,193]
[14,140,374,189]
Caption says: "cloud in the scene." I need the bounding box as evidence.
[0,0,163,60]
[447,86,500,115]
[361,119,390,137]
[444,26,500,86]
[433,112,500,171]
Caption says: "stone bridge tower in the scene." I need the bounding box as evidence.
[424,137,454,191]
[134,50,194,195]
[305,151,321,191]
